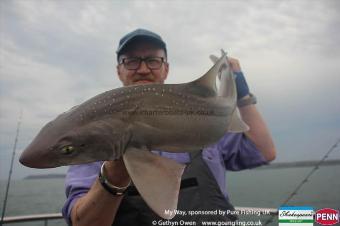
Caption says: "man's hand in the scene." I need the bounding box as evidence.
[104,159,131,187]
[227,57,241,73]
[210,50,249,99]
[71,159,131,226]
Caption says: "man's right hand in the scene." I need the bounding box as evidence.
[104,159,131,188]
[71,159,131,226]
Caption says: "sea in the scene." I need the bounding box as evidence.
[0,165,339,226]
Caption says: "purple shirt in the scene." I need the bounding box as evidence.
[62,133,267,224]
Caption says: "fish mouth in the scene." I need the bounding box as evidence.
[19,152,42,168]
[19,155,57,169]
[19,147,57,169]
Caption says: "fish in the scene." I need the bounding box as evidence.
[19,51,248,219]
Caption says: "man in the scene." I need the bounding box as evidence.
[62,28,276,226]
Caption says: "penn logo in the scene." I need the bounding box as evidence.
[315,208,339,225]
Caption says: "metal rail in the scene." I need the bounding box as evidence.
[2,213,62,223]
[0,207,278,224]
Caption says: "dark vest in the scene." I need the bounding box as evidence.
[112,151,237,225]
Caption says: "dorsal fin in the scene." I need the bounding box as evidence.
[187,51,228,96]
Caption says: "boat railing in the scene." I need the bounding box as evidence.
[1,212,62,225]
[0,207,278,225]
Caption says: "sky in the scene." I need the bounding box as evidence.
[0,0,339,180]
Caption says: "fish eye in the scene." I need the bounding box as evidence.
[61,145,75,155]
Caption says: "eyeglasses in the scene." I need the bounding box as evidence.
[119,57,166,70]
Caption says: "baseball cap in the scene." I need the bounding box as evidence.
[116,28,167,58]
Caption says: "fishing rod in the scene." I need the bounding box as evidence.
[264,137,340,225]
[0,110,23,226]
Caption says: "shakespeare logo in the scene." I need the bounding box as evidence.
[279,206,314,225]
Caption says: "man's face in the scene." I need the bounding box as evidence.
[117,41,169,86]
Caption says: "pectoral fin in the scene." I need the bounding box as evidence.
[228,109,249,132]
[123,146,186,219]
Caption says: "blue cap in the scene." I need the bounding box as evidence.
[116,28,167,58]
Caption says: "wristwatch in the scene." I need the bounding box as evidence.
[98,162,131,196]
[237,93,257,108]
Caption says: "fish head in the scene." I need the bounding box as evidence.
[19,114,80,168]
[20,113,128,168]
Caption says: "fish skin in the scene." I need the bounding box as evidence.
[19,52,248,219]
